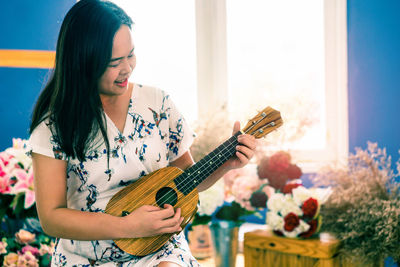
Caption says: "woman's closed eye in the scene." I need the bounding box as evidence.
[109,53,134,67]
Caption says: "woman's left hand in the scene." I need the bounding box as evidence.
[222,121,257,171]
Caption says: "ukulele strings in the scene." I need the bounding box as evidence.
[149,128,258,209]
[155,116,279,208]
[150,133,240,208]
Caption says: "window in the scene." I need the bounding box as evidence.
[114,0,348,171]
[115,0,198,122]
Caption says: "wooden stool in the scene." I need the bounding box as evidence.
[244,229,341,267]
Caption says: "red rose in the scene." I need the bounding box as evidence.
[299,219,318,238]
[283,212,300,232]
[285,164,302,180]
[302,198,318,218]
[282,183,302,194]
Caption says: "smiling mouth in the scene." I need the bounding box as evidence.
[115,78,128,87]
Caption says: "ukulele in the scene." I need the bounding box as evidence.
[105,106,283,256]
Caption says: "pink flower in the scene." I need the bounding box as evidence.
[17,251,39,267]
[11,168,35,209]
[15,230,36,244]
[261,185,275,199]
[285,164,302,180]
[268,151,291,172]
[3,252,18,266]
[39,243,54,256]
[231,174,261,210]
[0,151,13,167]
[0,158,12,194]
[223,167,253,189]
[0,240,7,254]
[21,245,40,257]
[0,176,11,194]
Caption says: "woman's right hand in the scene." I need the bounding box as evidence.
[121,204,184,238]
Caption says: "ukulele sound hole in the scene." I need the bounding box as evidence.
[156,187,178,208]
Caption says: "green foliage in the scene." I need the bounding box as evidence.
[215,202,254,222]
[189,213,212,228]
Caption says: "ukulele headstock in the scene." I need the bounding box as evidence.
[242,106,283,138]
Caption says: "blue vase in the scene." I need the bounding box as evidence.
[209,220,240,267]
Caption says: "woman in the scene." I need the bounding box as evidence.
[29,0,256,266]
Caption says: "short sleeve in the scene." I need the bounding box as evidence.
[29,120,68,160]
[164,93,196,162]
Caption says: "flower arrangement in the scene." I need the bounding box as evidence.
[311,142,400,265]
[0,229,54,267]
[1,139,55,266]
[190,165,274,226]
[0,139,37,224]
[266,185,331,238]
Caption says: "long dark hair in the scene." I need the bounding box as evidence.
[30,0,133,162]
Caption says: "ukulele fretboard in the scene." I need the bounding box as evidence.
[174,131,241,195]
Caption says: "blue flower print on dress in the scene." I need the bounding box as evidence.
[82,184,102,212]
[105,168,114,181]
[50,136,65,160]
[136,143,147,161]
[110,133,128,163]
[89,240,140,264]
[69,163,90,192]
[44,121,67,160]
[168,118,185,157]
[52,251,67,267]
[127,113,155,140]
[86,149,103,162]
[148,107,168,127]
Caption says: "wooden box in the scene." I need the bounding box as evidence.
[244,229,341,267]
[243,230,385,267]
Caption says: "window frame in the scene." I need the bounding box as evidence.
[195,0,348,171]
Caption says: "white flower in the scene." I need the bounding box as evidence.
[5,139,31,170]
[292,186,332,206]
[280,194,303,217]
[292,186,312,206]
[197,179,225,215]
[310,187,332,205]
[267,193,286,213]
[266,212,284,230]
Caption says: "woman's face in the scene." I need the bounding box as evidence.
[98,25,136,96]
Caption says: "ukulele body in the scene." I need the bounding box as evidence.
[105,106,283,256]
[105,166,199,256]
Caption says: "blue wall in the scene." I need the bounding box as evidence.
[348,0,400,164]
[0,1,75,149]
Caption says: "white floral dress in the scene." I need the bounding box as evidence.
[29,84,200,267]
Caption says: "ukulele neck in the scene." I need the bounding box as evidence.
[174,131,242,195]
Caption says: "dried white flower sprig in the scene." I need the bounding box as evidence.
[312,142,400,265]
